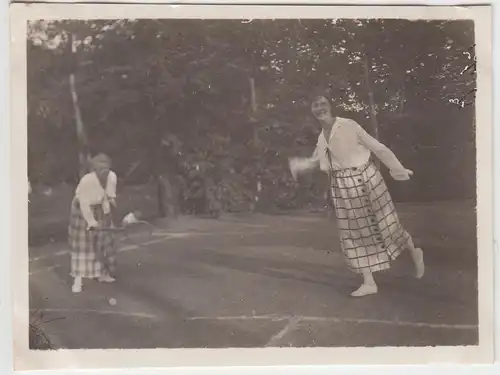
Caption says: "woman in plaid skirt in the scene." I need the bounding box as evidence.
[68,154,118,293]
[289,96,425,297]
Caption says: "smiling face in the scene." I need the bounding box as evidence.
[311,96,334,123]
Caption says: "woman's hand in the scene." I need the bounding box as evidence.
[289,150,321,181]
[289,158,297,180]
[288,157,301,180]
[109,198,117,207]
[390,168,414,181]
[86,220,100,231]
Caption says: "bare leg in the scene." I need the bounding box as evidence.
[362,268,376,286]
[406,235,425,279]
[351,268,378,297]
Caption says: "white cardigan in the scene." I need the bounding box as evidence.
[75,171,117,227]
[291,117,410,179]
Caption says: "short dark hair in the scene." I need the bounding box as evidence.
[309,86,331,102]
[311,95,331,105]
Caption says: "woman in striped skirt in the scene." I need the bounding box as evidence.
[68,154,118,293]
[289,96,425,297]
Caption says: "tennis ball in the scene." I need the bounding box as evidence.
[108,298,117,306]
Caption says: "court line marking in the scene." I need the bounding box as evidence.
[29,228,313,263]
[186,315,478,330]
[29,228,321,276]
[30,309,477,335]
[265,317,302,347]
[30,308,158,320]
[29,234,175,262]
[188,314,287,321]
[29,264,61,276]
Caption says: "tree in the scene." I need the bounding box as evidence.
[27,18,476,209]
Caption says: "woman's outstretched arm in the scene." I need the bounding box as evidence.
[354,122,413,180]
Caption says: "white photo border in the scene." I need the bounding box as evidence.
[9,3,494,371]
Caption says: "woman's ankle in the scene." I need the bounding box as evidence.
[361,270,376,286]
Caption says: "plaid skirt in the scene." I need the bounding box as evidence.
[68,198,117,278]
[330,162,410,274]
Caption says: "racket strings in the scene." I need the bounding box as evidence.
[91,221,155,246]
[122,222,155,245]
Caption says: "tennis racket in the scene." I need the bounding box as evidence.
[88,220,155,246]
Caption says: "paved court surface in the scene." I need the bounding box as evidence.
[29,201,478,349]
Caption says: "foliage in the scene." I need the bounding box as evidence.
[27,19,476,211]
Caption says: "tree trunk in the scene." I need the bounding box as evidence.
[156,175,166,218]
[151,132,167,218]
[69,74,89,177]
[151,118,179,219]
[399,78,406,115]
[249,74,260,209]
[362,54,381,169]
[249,77,257,113]
[362,54,379,140]
[69,33,89,178]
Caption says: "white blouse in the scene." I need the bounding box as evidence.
[75,171,117,227]
[292,117,408,177]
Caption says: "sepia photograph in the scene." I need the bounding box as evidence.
[10,3,494,370]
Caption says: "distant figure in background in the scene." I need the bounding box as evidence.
[205,177,222,218]
[289,96,424,297]
[67,153,118,294]
[187,169,205,215]
[160,174,179,219]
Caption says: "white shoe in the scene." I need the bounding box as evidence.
[98,274,116,283]
[350,283,378,297]
[415,248,425,279]
[71,279,82,294]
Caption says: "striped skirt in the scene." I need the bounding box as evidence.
[329,162,410,274]
[68,198,116,278]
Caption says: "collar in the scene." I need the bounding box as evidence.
[318,117,341,147]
